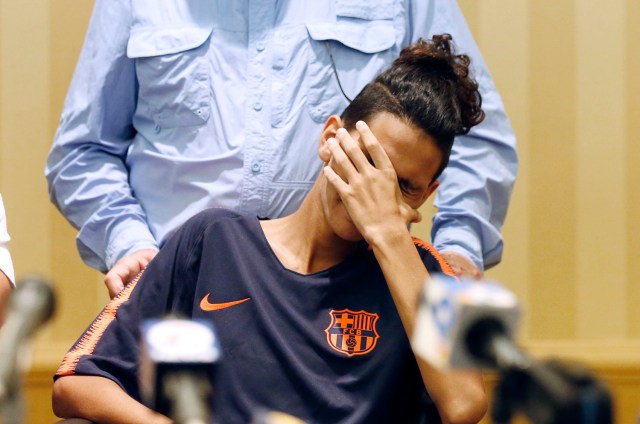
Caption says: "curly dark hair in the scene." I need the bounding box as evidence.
[341,34,485,181]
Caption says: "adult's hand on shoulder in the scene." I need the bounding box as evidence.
[440,251,483,279]
[104,249,158,298]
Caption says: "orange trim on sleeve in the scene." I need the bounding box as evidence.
[56,272,144,376]
[411,237,457,279]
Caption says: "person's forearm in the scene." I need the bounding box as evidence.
[416,359,487,424]
[369,228,427,336]
[53,375,171,424]
[370,232,487,424]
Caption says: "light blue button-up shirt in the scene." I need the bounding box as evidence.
[46,0,517,272]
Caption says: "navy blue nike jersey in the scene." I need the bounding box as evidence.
[56,209,455,423]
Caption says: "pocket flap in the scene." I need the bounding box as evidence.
[336,0,397,20]
[127,26,213,58]
[306,20,395,54]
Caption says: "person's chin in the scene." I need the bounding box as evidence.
[337,224,364,243]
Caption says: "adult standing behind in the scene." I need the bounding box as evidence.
[46,0,518,298]
[0,194,16,324]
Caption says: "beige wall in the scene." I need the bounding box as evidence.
[1,0,639,422]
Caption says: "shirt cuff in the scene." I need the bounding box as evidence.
[78,218,158,272]
[431,225,484,272]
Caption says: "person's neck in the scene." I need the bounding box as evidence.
[260,189,357,275]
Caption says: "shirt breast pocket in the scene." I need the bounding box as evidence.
[304,0,399,123]
[127,26,213,129]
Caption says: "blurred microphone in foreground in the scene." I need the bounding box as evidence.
[139,317,221,424]
[251,408,307,424]
[413,275,613,424]
[0,275,56,424]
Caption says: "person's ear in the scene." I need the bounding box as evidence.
[318,115,343,162]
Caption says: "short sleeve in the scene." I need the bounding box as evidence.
[0,194,15,286]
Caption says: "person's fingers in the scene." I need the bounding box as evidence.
[335,127,370,172]
[104,272,125,299]
[323,164,349,193]
[325,136,357,182]
[104,262,135,298]
[136,249,159,266]
[440,251,483,279]
[103,249,158,298]
[355,121,392,170]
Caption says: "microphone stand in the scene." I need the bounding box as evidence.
[467,319,613,424]
[163,370,212,424]
[0,276,55,424]
[491,358,613,424]
[0,373,24,424]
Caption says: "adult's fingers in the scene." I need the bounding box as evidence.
[104,271,125,299]
[103,249,158,298]
[440,251,483,279]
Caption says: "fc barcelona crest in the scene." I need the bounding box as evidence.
[325,309,380,357]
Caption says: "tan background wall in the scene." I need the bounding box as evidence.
[0,0,638,422]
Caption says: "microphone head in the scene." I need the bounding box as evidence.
[0,275,55,400]
[251,409,307,424]
[139,317,222,415]
[412,274,520,370]
[10,275,56,329]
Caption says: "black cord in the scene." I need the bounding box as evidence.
[324,41,353,103]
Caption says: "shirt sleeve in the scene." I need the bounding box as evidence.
[0,195,15,287]
[409,0,519,270]
[45,0,158,273]
[54,214,204,397]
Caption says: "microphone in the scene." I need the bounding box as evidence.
[251,409,307,424]
[139,317,221,424]
[0,275,56,400]
[412,275,613,424]
[412,274,521,370]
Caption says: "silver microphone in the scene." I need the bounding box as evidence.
[139,317,221,424]
[412,274,522,370]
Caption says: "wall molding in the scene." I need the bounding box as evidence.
[521,339,640,368]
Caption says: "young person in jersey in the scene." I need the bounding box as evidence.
[52,35,488,424]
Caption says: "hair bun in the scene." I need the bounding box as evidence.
[390,34,484,134]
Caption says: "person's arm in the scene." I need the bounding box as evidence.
[368,224,487,423]
[410,0,518,271]
[53,376,171,424]
[0,272,12,326]
[45,0,158,277]
[53,213,205,422]
[324,122,487,423]
[0,194,15,325]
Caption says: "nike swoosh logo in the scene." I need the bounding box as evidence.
[200,293,251,311]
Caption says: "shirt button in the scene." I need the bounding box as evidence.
[256,42,265,52]
[253,102,263,111]
[251,161,261,173]
[155,125,161,133]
